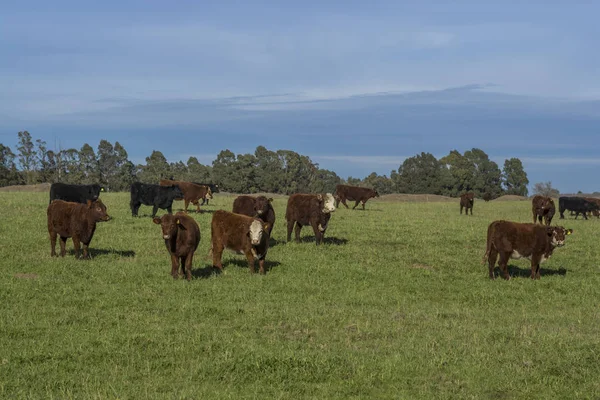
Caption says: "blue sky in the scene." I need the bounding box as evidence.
[1,1,599,193]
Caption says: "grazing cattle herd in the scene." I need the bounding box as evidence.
[45,181,587,280]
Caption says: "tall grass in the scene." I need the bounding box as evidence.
[0,193,599,399]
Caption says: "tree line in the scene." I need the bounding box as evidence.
[1,131,532,197]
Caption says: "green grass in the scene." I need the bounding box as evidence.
[1,193,599,399]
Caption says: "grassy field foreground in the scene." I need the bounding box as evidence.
[0,192,599,399]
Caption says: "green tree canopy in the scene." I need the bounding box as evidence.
[391,152,453,195]
[502,158,529,196]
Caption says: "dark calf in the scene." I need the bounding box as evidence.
[285,193,336,245]
[460,192,474,215]
[153,212,200,281]
[232,195,276,236]
[334,184,379,210]
[531,195,556,226]
[130,182,183,217]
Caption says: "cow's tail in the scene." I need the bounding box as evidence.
[481,223,494,265]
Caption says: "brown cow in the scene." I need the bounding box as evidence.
[531,195,556,225]
[460,192,474,215]
[232,195,275,236]
[210,210,270,274]
[159,179,213,213]
[285,193,336,245]
[584,198,600,218]
[153,212,200,281]
[47,199,111,259]
[334,184,379,210]
[482,192,492,202]
[482,220,572,280]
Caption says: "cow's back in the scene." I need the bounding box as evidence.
[232,196,256,217]
[212,210,253,250]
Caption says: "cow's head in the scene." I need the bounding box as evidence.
[169,185,184,200]
[318,193,336,213]
[318,211,332,233]
[153,214,185,240]
[87,199,110,222]
[372,189,380,198]
[248,219,265,246]
[205,187,214,200]
[547,226,573,247]
[254,196,272,216]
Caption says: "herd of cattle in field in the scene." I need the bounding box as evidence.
[46,180,599,281]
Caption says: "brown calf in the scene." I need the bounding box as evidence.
[334,184,379,210]
[482,220,572,280]
[159,179,213,213]
[460,192,474,215]
[153,212,200,281]
[47,199,111,259]
[285,193,336,245]
[210,210,270,274]
[531,195,556,225]
[232,195,276,236]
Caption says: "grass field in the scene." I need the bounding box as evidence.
[1,192,599,399]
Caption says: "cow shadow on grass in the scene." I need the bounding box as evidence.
[221,258,282,274]
[296,236,349,245]
[191,266,223,279]
[496,265,568,279]
[268,238,286,248]
[68,248,136,258]
[174,208,216,215]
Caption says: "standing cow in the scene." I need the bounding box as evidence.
[334,184,379,210]
[460,192,474,215]
[210,210,270,274]
[153,212,200,281]
[482,220,572,280]
[159,179,213,213]
[531,195,556,226]
[49,183,104,204]
[558,196,600,219]
[130,182,184,217]
[232,195,276,236]
[285,193,336,245]
[47,199,111,259]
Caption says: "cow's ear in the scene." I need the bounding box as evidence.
[152,217,161,225]
[263,223,271,233]
[176,219,186,230]
[87,199,93,208]
[546,227,555,236]
[100,187,105,192]
[566,229,573,235]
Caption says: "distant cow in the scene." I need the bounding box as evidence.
[460,192,475,215]
[47,199,111,259]
[49,183,104,204]
[232,195,276,236]
[194,183,220,205]
[482,193,492,202]
[334,184,379,210]
[159,179,213,213]
[482,220,572,280]
[210,210,270,274]
[130,182,184,217]
[286,193,336,245]
[558,196,600,219]
[531,195,556,225]
[584,198,600,218]
[153,212,200,281]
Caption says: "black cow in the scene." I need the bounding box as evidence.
[49,183,104,204]
[194,183,219,205]
[130,182,184,217]
[558,196,600,220]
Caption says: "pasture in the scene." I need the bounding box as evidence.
[1,192,599,399]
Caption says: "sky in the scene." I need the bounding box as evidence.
[1,1,599,193]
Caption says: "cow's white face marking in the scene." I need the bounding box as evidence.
[163,234,170,240]
[322,193,336,213]
[318,223,327,232]
[249,220,264,245]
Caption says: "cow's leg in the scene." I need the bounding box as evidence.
[131,201,140,217]
[81,243,90,259]
[170,254,179,279]
[167,204,173,215]
[49,230,58,257]
[193,200,201,213]
[352,200,360,210]
[72,236,81,259]
[530,256,542,279]
[184,199,190,213]
[245,251,256,274]
[294,223,303,243]
[286,220,294,242]
[460,205,463,214]
[487,248,498,279]
[361,200,366,210]
[341,199,349,209]
[583,211,589,220]
[532,212,537,224]
[335,198,340,208]
[498,252,510,280]
[152,205,159,218]
[59,236,68,257]
[212,244,224,272]
[310,221,323,245]
[258,257,266,275]
[470,206,473,215]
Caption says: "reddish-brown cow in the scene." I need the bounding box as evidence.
[210,210,270,274]
[285,193,335,245]
[482,220,572,280]
[232,195,275,236]
[47,199,111,259]
[159,179,213,213]
[153,212,200,281]
[334,184,379,210]
[531,195,556,225]
[460,192,474,215]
